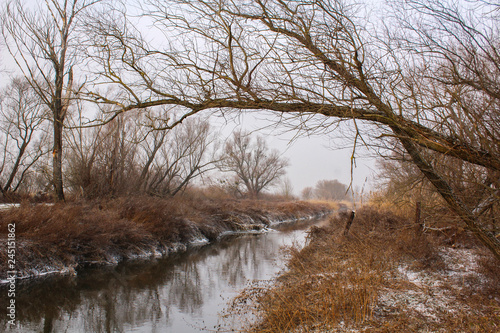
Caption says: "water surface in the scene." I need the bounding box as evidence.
[1,219,325,332]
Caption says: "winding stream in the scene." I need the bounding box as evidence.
[1,219,326,332]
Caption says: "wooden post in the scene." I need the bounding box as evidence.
[343,210,356,236]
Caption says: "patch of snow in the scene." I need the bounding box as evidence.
[1,266,78,283]
[0,203,20,211]
[189,236,210,246]
[169,242,187,253]
[29,267,76,278]
[377,247,483,323]
[217,228,270,239]
[440,247,479,277]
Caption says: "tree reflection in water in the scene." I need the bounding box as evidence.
[1,220,318,332]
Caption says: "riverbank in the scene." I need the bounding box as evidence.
[0,197,333,282]
[228,206,500,332]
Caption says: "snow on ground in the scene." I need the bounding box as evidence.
[0,203,54,211]
[377,247,485,323]
[298,246,496,332]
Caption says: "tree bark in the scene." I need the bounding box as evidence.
[343,211,356,236]
[394,127,500,260]
[2,141,28,193]
[53,116,65,201]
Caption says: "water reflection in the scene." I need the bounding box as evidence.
[1,220,321,332]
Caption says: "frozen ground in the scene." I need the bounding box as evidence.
[380,248,486,319]
[370,247,498,331]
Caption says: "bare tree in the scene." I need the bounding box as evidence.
[138,115,219,197]
[377,142,499,233]
[65,109,218,198]
[0,77,48,196]
[301,187,314,200]
[83,0,500,258]
[64,101,107,198]
[65,112,138,198]
[277,177,295,200]
[219,131,288,198]
[314,179,349,202]
[1,0,101,201]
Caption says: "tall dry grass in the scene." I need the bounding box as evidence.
[228,206,499,332]
[0,197,332,277]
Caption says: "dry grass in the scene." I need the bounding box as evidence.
[227,206,500,332]
[0,197,331,278]
[303,199,343,210]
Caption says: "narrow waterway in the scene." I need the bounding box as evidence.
[1,218,326,332]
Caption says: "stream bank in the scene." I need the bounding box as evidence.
[1,217,328,332]
[0,197,332,282]
[226,206,500,332]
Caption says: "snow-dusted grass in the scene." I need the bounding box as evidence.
[381,248,487,320]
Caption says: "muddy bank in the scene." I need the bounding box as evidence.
[0,197,332,282]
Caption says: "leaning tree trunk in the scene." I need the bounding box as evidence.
[393,127,500,261]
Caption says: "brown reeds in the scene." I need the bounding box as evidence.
[0,197,331,278]
[228,206,500,332]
